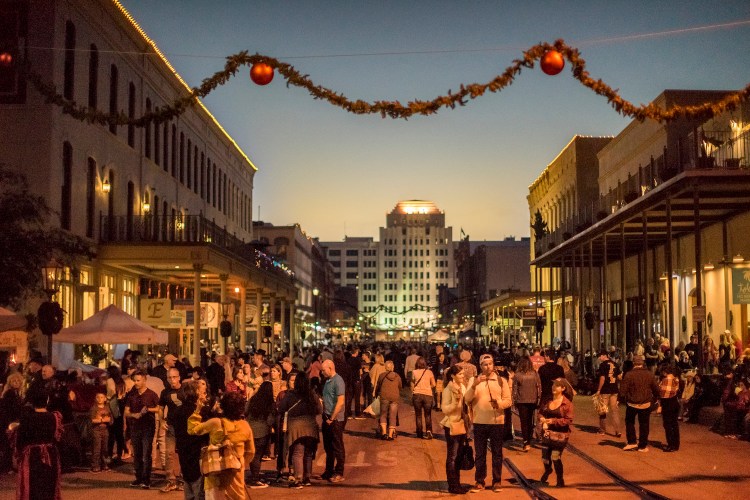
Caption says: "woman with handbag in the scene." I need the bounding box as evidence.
[189,391,255,499]
[440,365,468,494]
[277,372,322,488]
[538,378,574,488]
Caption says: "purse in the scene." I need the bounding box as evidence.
[458,440,475,470]
[199,419,242,476]
[449,419,467,436]
[592,393,609,415]
[282,400,301,433]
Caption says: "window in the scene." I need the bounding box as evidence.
[171,125,177,178]
[346,261,358,268]
[86,158,96,238]
[329,249,341,256]
[186,139,192,189]
[127,82,135,146]
[200,153,205,199]
[61,141,72,230]
[179,132,185,183]
[144,99,152,158]
[63,21,75,100]
[108,64,118,134]
[193,146,199,194]
[87,44,98,109]
[162,121,169,171]
[346,272,357,279]
[346,249,358,256]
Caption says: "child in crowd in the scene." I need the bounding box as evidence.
[89,392,112,472]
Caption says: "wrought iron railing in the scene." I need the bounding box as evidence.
[99,214,295,281]
[533,128,750,256]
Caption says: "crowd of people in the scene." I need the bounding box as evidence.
[0,330,748,498]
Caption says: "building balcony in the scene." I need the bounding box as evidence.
[99,214,295,283]
[534,127,750,257]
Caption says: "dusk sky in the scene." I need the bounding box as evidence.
[119,1,750,242]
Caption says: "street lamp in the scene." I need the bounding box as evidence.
[219,300,232,354]
[39,260,64,363]
[312,288,319,345]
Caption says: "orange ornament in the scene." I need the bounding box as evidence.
[250,62,274,85]
[540,50,564,76]
[0,52,12,67]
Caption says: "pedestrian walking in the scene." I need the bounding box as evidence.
[159,367,184,491]
[124,369,160,489]
[320,359,346,483]
[88,392,112,473]
[464,353,512,493]
[512,356,541,452]
[440,365,468,495]
[595,350,622,437]
[278,372,322,488]
[173,380,209,500]
[16,390,63,500]
[245,381,274,489]
[538,379,574,487]
[411,357,436,439]
[188,391,255,499]
[658,364,681,452]
[619,355,659,452]
[538,349,565,407]
[376,360,403,440]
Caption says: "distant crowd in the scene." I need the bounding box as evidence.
[1,330,749,498]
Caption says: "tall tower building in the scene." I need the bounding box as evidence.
[378,200,456,333]
[322,200,456,339]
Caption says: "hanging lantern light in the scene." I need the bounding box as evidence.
[540,50,565,76]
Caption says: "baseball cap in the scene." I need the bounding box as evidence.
[479,354,494,364]
[164,354,177,362]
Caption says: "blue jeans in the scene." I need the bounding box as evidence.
[412,394,433,436]
[131,421,155,484]
[443,426,463,490]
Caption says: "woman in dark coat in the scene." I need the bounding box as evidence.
[278,372,322,487]
[16,389,64,500]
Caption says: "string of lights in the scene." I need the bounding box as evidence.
[20,39,750,126]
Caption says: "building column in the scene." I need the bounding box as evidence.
[219,274,228,354]
[288,302,296,354]
[239,282,247,353]
[620,223,627,353]
[666,198,675,345]
[192,264,202,366]
[693,188,704,371]
[255,289,263,350]
[280,299,286,352]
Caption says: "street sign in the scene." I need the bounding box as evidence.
[522,308,537,319]
[692,305,706,323]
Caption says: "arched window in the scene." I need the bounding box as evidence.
[88,44,98,108]
[63,21,75,100]
[108,64,118,134]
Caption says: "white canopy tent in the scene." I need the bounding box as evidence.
[55,304,168,345]
[427,329,450,343]
[0,306,26,333]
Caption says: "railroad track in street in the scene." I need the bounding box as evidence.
[566,443,672,500]
[503,457,558,500]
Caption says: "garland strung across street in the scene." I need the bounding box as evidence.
[18,39,750,126]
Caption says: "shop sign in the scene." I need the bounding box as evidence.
[140,298,171,326]
[732,268,750,304]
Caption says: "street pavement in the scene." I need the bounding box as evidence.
[1,391,748,499]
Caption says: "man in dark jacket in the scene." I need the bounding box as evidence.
[620,355,659,452]
[538,349,564,406]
